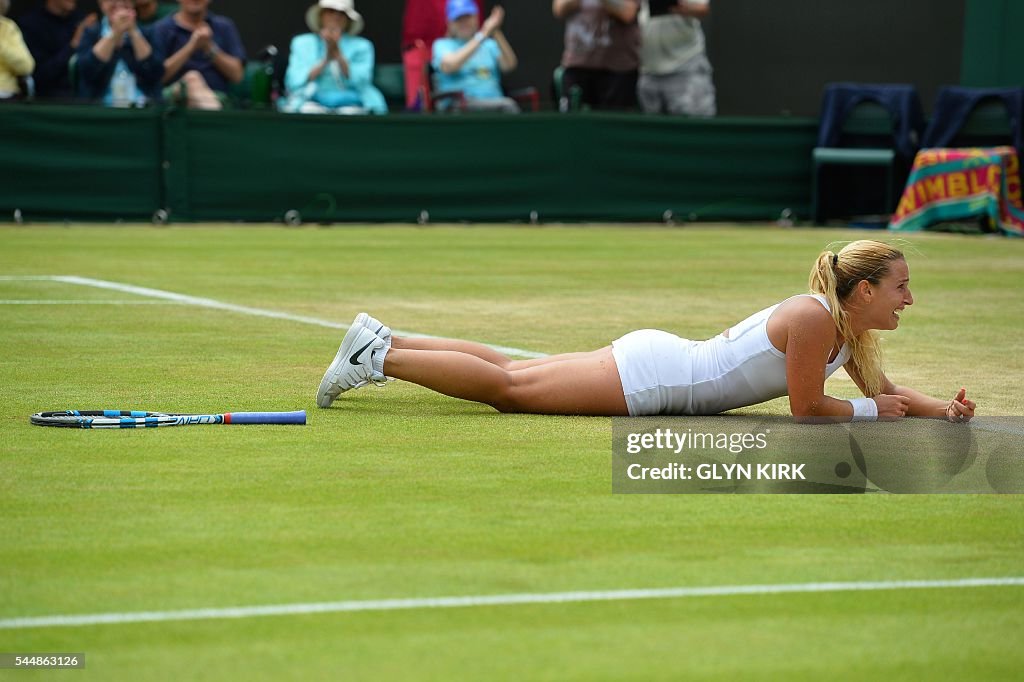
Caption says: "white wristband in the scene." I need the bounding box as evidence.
[848,397,878,421]
[474,32,486,42]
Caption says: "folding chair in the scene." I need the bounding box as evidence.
[923,86,1023,155]
[811,83,925,223]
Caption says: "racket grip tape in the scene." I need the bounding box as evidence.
[225,411,307,425]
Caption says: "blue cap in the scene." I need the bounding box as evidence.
[446,0,479,22]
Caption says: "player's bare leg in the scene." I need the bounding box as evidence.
[383,346,628,416]
[391,336,602,370]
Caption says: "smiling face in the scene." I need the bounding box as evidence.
[857,257,914,331]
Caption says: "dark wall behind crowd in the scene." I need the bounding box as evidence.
[9,0,965,115]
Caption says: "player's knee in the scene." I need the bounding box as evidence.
[490,374,524,413]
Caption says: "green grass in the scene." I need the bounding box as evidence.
[1,225,1022,680]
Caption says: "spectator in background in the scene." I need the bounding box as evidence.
[76,0,162,106]
[281,0,386,114]
[0,0,35,98]
[552,0,640,111]
[134,0,175,29]
[17,0,96,99]
[402,0,483,49]
[432,0,519,113]
[154,0,244,110]
[639,0,715,116]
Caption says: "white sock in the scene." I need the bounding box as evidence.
[372,344,389,378]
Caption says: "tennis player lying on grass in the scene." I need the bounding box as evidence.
[316,240,975,423]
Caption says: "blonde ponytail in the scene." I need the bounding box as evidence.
[808,241,903,397]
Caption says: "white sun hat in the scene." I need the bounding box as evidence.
[305,0,365,36]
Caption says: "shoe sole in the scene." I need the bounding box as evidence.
[316,322,372,408]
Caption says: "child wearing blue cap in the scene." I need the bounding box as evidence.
[431,1,520,112]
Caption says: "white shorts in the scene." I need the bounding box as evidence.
[612,329,694,416]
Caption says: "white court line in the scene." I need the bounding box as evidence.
[0,300,183,305]
[0,275,547,359]
[0,577,1020,630]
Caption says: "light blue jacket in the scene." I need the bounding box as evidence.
[281,33,386,114]
[432,37,504,101]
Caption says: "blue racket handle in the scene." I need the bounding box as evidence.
[226,411,306,425]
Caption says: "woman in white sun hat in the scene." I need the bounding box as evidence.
[281,0,386,114]
[316,240,977,423]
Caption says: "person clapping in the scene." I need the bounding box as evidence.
[153,0,245,110]
[75,0,163,106]
[432,0,520,113]
[280,0,386,114]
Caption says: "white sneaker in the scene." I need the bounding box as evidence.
[354,312,391,377]
[316,323,386,408]
[354,312,391,344]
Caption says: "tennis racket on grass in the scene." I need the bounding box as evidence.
[30,410,306,428]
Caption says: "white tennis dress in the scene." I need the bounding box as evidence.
[611,294,851,416]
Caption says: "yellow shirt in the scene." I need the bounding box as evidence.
[0,16,35,96]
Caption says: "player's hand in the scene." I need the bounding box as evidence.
[946,387,976,423]
[482,6,505,36]
[873,394,910,420]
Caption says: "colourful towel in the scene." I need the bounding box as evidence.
[888,147,1024,237]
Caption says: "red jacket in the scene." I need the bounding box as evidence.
[402,0,485,48]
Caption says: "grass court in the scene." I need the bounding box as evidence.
[1,224,1022,680]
